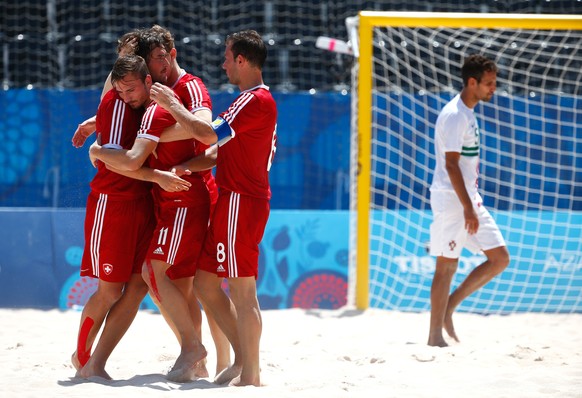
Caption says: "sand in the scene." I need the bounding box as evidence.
[1,308,581,398]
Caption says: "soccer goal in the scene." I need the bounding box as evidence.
[350,11,582,313]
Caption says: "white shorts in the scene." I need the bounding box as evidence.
[429,191,506,258]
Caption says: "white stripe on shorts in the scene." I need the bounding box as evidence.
[168,207,187,265]
[227,192,240,277]
[90,193,108,277]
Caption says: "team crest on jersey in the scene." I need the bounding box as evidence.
[103,263,114,275]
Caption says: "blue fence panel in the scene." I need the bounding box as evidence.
[0,89,351,210]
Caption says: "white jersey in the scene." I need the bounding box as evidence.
[430,94,481,198]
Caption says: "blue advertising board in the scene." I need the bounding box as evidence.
[0,209,350,311]
[1,208,580,312]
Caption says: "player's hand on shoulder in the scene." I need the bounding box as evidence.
[151,83,178,110]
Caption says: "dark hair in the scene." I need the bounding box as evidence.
[134,25,174,61]
[461,54,498,86]
[111,55,149,85]
[226,30,267,69]
[149,24,175,51]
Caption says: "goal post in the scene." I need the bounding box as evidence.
[352,12,582,312]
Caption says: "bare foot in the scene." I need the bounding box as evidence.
[215,360,231,377]
[167,366,199,383]
[194,358,209,378]
[444,312,460,343]
[427,337,448,347]
[167,348,207,383]
[229,374,261,387]
[166,358,209,383]
[75,359,112,380]
[214,364,242,385]
[71,351,81,371]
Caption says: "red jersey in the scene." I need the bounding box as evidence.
[90,89,151,199]
[137,101,210,208]
[170,71,218,204]
[170,71,212,114]
[214,85,277,199]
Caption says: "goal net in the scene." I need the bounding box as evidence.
[351,12,582,313]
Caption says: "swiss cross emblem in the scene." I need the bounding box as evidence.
[448,240,457,251]
[103,263,114,275]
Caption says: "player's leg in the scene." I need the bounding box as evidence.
[221,193,267,386]
[73,279,124,371]
[194,269,242,385]
[427,192,467,346]
[146,285,214,379]
[227,276,262,387]
[170,277,202,341]
[77,273,148,379]
[146,205,210,380]
[445,204,509,337]
[144,257,206,381]
[141,260,183,347]
[171,276,211,379]
[447,245,509,315]
[202,301,232,375]
[428,256,458,347]
[147,290,181,344]
[75,194,154,378]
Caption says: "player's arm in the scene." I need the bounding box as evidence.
[101,72,113,100]
[72,115,97,148]
[150,83,217,145]
[106,164,192,192]
[71,74,115,148]
[159,122,193,142]
[90,137,156,171]
[159,108,213,142]
[172,145,217,176]
[445,151,479,234]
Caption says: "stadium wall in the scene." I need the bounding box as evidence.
[0,89,352,210]
[0,208,349,311]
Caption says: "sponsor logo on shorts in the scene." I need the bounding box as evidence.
[217,264,225,273]
[448,240,457,251]
[153,247,164,255]
[103,263,113,275]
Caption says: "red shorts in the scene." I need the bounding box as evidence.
[81,192,155,283]
[147,204,210,280]
[198,191,270,279]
